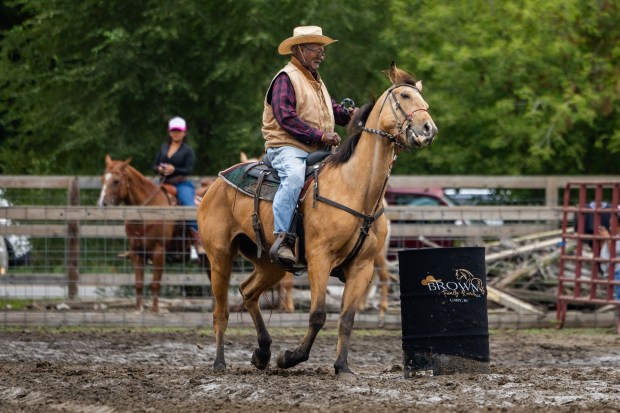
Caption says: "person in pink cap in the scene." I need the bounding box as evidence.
[262,26,355,265]
[153,117,199,257]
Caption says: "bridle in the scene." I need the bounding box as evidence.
[107,167,169,207]
[361,83,430,152]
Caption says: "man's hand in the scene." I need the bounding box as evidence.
[321,132,341,146]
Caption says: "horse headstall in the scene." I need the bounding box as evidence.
[361,83,429,152]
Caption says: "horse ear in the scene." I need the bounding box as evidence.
[383,61,398,84]
[121,157,132,168]
[416,80,423,92]
[240,152,248,163]
[105,154,113,167]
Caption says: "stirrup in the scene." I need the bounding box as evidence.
[269,232,298,266]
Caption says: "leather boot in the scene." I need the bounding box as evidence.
[271,232,296,265]
[277,243,295,264]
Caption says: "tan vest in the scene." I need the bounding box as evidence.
[262,59,335,152]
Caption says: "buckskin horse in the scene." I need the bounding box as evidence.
[197,63,437,379]
[98,155,207,313]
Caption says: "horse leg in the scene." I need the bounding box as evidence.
[129,252,146,313]
[210,252,233,371]
[374,253,390,328]
[356,273,373,313]
[239,259,285,370]
[334,260,375,379]
[276,262,330,369]
[278,272,294,313]
[150,243,165,313]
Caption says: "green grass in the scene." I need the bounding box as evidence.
[0,298,63,310]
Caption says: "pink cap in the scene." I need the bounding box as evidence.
[168,116,187,131]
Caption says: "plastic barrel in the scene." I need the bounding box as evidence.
[399,247,490,377]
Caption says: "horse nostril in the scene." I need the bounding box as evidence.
[423,122,437,137]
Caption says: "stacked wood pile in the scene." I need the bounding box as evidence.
[356,228,616,317]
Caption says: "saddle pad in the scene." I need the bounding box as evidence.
[219,151,332,202]
[219,163,280,201]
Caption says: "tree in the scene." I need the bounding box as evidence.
[389,0,620,174]
[4,0,617,176]
[0,0,395,175]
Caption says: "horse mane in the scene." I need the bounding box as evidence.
[324,100,375,166]
[110,160,156,189]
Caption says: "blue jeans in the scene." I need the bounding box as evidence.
[174,180,197,231]
[266,146,309,234]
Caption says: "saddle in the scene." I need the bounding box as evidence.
[219,150,333,274]
[219,150,332,202]
[161,183,178,205]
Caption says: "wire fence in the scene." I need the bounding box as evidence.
[1,175,619,329]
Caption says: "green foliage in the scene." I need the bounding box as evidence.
[0,0,618,175]
[0,0,394,175]
[390,0,620,174]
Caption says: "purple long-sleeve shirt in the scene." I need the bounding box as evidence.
[269,72,351,145]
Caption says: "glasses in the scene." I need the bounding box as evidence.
[302,44,326,57]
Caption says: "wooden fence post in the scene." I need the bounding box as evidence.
[545,176,558,207]
[67,177,80,299]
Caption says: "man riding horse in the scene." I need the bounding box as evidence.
[263,26,356,265]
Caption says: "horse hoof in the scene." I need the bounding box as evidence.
[276,350,292,369]
[336,372,357,382]
[213,362,226,372]
[251,348,271,370]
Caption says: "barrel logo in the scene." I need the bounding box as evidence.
[421,269,486,301]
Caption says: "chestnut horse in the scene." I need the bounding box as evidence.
[98,155,204,313]
[198,63,437,378]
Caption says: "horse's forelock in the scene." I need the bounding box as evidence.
[387,63,417,87]
[394,68,417,87]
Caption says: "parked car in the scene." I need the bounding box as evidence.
[386,187,504,225]
[0,189,33,270]
[384,187,459,253]
[385,187,455,208]
[384,187,504,255]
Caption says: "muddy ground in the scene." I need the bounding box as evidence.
[1,327,619,412]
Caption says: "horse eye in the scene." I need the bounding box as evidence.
[400,91,411,99]
[113,179,120,185]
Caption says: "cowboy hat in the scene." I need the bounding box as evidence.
[278,26,337,55]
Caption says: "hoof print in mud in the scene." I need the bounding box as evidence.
[336,372,357,382]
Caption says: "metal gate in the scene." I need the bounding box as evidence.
[557,182,620,333]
